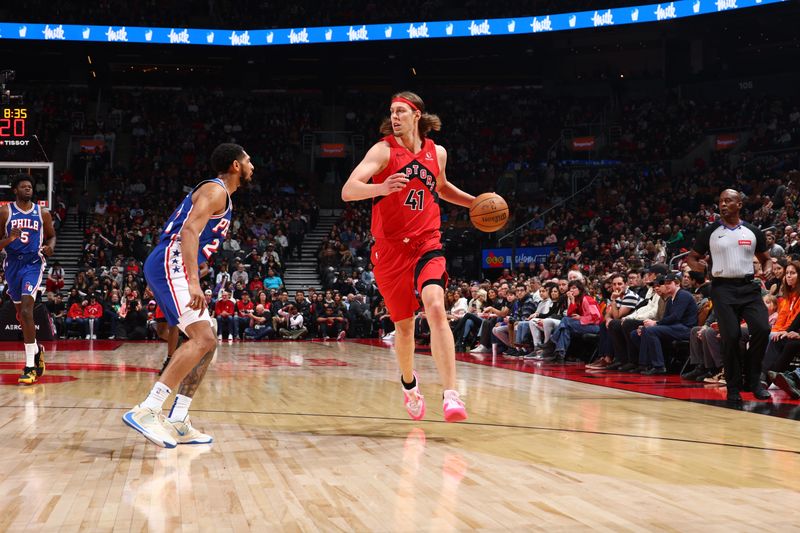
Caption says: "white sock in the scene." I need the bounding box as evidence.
[168,394,192,422]
[141,382,171,411]
[24,343,38,367]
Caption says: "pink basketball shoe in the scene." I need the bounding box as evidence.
[443,390,468,422]
[402,372,426,421]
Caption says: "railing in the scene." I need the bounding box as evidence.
[498,176,598,244]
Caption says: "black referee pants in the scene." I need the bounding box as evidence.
[710,280,770,391]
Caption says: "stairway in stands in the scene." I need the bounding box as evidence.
[48,207,83,292]
[283,210,341,293]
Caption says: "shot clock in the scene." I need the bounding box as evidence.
[0,107,27,137]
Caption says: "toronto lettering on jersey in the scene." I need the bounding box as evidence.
[403,162,437,194]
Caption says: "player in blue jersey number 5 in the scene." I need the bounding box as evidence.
[0,175,57,385]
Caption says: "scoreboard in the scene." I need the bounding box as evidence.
[0,107,28,141]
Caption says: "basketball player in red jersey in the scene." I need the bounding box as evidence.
[342,91,473,422]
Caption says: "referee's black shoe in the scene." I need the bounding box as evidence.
[726,388,743,403]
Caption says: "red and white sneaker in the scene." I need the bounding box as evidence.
[402,372,426,421]
[443,390,468,422]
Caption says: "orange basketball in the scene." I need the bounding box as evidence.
[469,193,509,232]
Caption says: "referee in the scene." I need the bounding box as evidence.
[686,189,772,402]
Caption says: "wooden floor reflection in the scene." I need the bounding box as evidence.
[1,339,798,531]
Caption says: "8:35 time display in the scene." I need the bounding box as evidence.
[0,108,27,137]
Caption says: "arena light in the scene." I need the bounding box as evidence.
[0,0,785,47]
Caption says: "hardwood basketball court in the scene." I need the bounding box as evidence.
[1,339,798,531]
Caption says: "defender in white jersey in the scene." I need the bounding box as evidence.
[123,144,254,448]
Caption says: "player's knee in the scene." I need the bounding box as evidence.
[394,318,414,336]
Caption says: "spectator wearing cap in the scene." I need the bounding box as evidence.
[233,291,254,340]
[608,264,668,371]
[85,295,104,340]
[630,273,697,374]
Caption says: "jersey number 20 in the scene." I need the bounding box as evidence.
[404,189,425,211]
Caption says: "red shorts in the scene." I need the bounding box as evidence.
[371,233,448,322]
[155,305,166,323]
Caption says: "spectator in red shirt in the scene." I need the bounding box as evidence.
[233,292,254,340]
[85,295,104,339]
[67,300,88,339]
[248,277,264,293]
[215,291,235,340]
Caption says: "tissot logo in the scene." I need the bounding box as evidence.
[43,24,65,40]
[289,28,309,44]
[0,140,31,146]
[407,22,429,38]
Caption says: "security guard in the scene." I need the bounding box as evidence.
[686,189,772,402]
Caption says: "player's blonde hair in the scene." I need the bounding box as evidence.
[380,91,442,139]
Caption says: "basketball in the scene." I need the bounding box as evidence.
[469,193,509,232]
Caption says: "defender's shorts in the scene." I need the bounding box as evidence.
[371,233,448,322]
[144,238,214,333]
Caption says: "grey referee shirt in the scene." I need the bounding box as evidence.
[692,220,767,279]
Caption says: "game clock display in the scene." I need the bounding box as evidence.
[0,107,27,137]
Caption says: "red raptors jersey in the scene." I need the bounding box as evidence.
[371,135,441,240]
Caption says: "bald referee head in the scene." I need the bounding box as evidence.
[719,189,743,223]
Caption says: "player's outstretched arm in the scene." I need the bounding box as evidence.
[181,184,228,310]
[434,145,475,208]
[40,209,57,256]
[342,142,406,202]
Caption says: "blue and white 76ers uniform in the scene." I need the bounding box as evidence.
[144,178,231,332]
[4,202,46,303]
